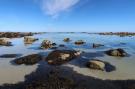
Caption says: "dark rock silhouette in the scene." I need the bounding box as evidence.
[13,54,42,65]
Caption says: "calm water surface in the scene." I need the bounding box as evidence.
[0,33,135,85]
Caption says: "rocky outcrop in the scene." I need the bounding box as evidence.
[63,38,70,42]
[74,40,85,45]
[40,40,52,49]
[14,54,42,65]
[93,43,104,48]
[0,32,33,38]
[24,36,38,44]
[105,48,127,57]
[46,50,81,65]
[86,59,116,72]
[0,38,12,46]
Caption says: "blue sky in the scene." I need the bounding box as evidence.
[0,0,135,32]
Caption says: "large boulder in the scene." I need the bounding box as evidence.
[14,54,42,65]
[105,48,127,57]
[86,59,116,72]
[24,36,38,44]
[0,38,12,46]
[40,40,52,49]
[74,40,85,45]
[46,50,81,65]
[93,43,104,48]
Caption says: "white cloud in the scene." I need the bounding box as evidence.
[38,0,80,17]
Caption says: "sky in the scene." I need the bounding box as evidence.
[0,0,135,32]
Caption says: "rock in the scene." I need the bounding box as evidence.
[24,36,38,44]
[0,54,21,58]
[0,32,33,38]
[40,40,52,49]
[105,48,127,57]
[86,59,116,72]
[59,44,65,47]
[93,43,104,48]
[63,38,70,42]
[0,38,12,46]
[14,54,42,65]
[74,40,85,45]
[52,43,57,46]
[46,50,81,65]
[51,47,58,49]
[86,60,105,71]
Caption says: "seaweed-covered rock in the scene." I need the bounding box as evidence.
[74,40,85,45]
[105,48,127,57]
[24,36,38,44]
[93,43,104,48]
[46,50,81,65]
[14,54,42,65]
[63,38,70,42]
[40,40,52,49]
[86,59,116,72]
[0,38,12,46]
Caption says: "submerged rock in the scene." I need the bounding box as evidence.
[105,48,127,57]
[14,54,42,65]
[59,44,65,47]
[86,59,116,72]
[40,40,52,49]
[63,38,70,42]
[74,40,85,45]
[46,50,81,65]
[0,54,21,58]
[52,43,57,46]
[93,43,104,48]
[24,36,38,44]
[0,38,12,46]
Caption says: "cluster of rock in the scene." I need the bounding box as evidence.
[24,36,38,44]
[14,54,42,65]
[0,32,34,38]
[46,50,81,65]
[12,49,81,65]
[0,38,12,46]
[86,59,116,72]
[74,40,85,45]
[99,32,135,37]
[105,48,127,57]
